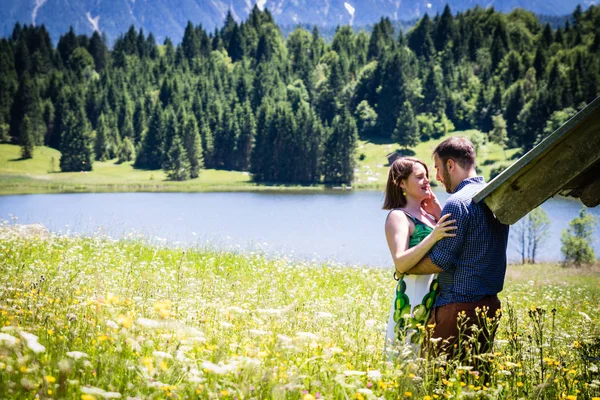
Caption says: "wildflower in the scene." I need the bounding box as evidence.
[45,376,56,383]
[404,392,413,397]
[19,331,45,353]
[67,351,89,360]
[154,300,171,318]
[81,386,122,398]
[303,394,316,400]
[117,315,132,329]
[0,333,18,346]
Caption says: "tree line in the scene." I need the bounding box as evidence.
[1,4,599,184]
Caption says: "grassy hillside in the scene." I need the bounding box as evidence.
[0,131,518,194]
[0,229,598,399]
[354,130,519,188]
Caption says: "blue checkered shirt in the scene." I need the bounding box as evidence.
[429,177,510,307]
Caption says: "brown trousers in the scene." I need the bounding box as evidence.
[423,295,502,369]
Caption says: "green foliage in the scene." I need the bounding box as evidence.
[3,4,600,185]
[117,137,135,164]
[393,101,419,149]
[561,207,597,266]
[59,110,94,172]
[163,135,190,181]
[19,115,34,159]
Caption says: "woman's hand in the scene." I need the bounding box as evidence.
[430,213,457,243]
[421,189,442,220]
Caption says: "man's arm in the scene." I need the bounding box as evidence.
[405,255,443,275]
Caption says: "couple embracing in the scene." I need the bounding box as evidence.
[382,136,510,364]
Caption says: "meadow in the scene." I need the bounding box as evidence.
[1,227,599,399]
[0,130,516,194]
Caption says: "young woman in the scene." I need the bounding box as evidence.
[382,157,456,351]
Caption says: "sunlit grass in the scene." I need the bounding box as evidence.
[1,227,598,399]
[1,131,519,194]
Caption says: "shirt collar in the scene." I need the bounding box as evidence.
[452,176,485,194]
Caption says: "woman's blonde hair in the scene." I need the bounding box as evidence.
[382,157,429,210]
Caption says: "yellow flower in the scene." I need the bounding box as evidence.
[355,394,364,400]
[45,375,56,383]
[47,329,54,335]
[220,389,229,397]
[117,314,132,329]
[405,392,413,397]
[154,300,171,318]
[517,382,523,387]
[81,395,96,400]
[424,396,432,400]
[160,360,168,371]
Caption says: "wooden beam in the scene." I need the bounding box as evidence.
[580,178,600,208]
[479,101,600,224]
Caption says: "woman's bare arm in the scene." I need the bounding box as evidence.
[385,211,456,276]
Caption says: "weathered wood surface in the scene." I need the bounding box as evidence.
[474,96,600,225]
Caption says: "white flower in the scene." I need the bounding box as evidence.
[367,369,382,380]
[344,370,366,376]
[136,318,162,329]
[248,329,271,337]
[364,319,378,328]
[315,312,334,319]
[0,333,18,347]
[579,311,592,322]
[19,331,45,354]
[81,386,122,398]
[220,321,234,328]
[106,320,119,329]
[201,361,238,375]
[276,334,292,343]
[295,332,318,340]
[152,351,173,359]
[67,351,89,360]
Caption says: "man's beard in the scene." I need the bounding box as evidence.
[442,165,453,193]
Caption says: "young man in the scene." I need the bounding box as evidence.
[405,136,510,363]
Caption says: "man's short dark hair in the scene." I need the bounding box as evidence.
[433,136,476,170]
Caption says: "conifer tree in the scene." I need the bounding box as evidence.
[323,110,357,185]
[135,103,165,169]
[117,137,135,163]
[59,107,94,172]
[94,113,110,161]
[19,115,34,159]
[182,114,204,178]
[163,134,191,181]
[393,101,419,149]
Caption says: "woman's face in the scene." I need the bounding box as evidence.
[401,163,431,201]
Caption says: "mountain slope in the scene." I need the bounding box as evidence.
[0,0,594,44]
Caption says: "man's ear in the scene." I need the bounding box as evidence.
[447,158,455,172]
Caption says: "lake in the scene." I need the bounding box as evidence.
[1,189,599,267]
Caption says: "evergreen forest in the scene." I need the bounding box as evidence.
[1,4,599,184]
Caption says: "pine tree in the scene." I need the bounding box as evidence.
[117,136,135,163]
[59,108,94,172]
[163,135,191,181]
[323,110,357,185]
[19,115,34,159]
[393,101,419,149]
[135,103,165,169]
[94,113,110,161]
[182,114,204,178]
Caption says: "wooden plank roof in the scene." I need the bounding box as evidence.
[473,96,600,225]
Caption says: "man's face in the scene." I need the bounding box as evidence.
[433,153,453,193]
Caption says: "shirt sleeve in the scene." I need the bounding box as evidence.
[429,198,470,272]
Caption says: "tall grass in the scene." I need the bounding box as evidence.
[1,228,598,399]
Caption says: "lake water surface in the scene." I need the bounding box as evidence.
[1,189,599,267]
